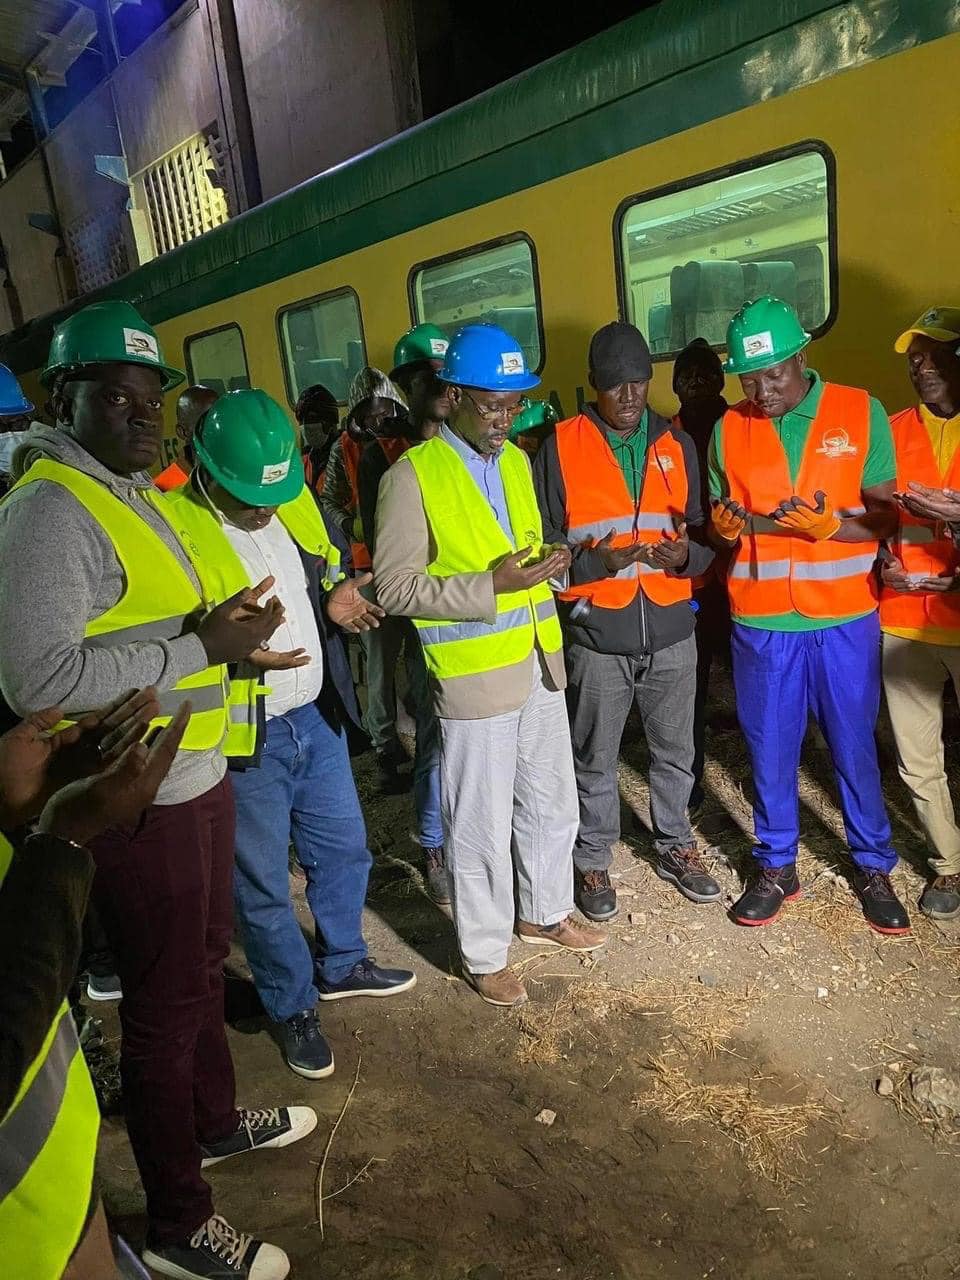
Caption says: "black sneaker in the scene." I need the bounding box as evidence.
[143,1214,289,1279]
[281,1010,334,1080]
[200,1106,318,1168]
[423,846,451,905]
[919,873,960,920]
[86,972,122,1001]
[732,864,801,926]
[376,750,411,795]
[655,846,722,904]
[575,869,619,921]
[316,958,417,1001]
[851,869,911,935]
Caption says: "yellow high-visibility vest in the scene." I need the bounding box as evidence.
[404,436,562,679]
[10,458,261,757]
[0,834,100,1279]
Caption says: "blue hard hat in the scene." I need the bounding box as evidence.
[438,323,540,392]
[0,364,32,417]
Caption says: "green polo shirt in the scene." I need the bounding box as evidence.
[599,406,649,500]
[706,370,895,631]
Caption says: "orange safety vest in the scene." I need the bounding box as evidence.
[721,382,879,620]
[555,413,691,609]
[880,405,960,634]
[154,459,189,492]
[340,432,410,571]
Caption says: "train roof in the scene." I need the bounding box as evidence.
[0,0,954,372]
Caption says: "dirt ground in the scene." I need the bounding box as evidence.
[95,663,960,1280]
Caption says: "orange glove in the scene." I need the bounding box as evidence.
[711,498,747,543]
[771,490,841,541]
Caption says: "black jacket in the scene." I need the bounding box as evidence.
[533,405,714,657]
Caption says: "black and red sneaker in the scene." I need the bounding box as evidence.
[732,864,801,926]
[851,869,911,935]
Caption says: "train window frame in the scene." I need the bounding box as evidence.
[406,231,546,375]
[275,286,367,408]
[183,321,250,395]
[612,140,838,362]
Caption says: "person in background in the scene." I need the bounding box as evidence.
[672,338,730,812]
[0,363,35,496]
[881,306,960,920]
[154,384,218,493]
[709,295,908,935]
[353,326,452,901]
[166,389,415,1081]
[296,382,340,499]
[534,322,717,923]
[508,398,559,459]
[0,302,314,1280]
[375,323,605,1009]
[0,691,187,1280]
[322,368,413,794]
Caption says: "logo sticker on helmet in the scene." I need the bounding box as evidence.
[430,338,448,356]
[261,460,291,485]
[815,428,858,458]
[742,331,774,359]
[123,328,160,362]
[501,352,524,375]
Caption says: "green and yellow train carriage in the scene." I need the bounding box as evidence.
[2,0,957,457]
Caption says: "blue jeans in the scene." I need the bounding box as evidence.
[232,702,372,1021]
[730,613,896,873]
[402,621,443,848]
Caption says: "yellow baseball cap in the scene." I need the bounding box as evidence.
[894,306,960,353]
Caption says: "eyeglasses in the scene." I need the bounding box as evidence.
[462,390,529,423]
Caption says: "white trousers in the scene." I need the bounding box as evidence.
[439,662,578,973]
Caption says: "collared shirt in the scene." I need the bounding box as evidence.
[441,422,514,545]
[222,517,324,719]
[585,404,649,501]
[706,369,896,632]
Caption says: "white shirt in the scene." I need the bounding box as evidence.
[223,516,324,719]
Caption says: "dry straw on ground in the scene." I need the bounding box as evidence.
[633,1056,830,1186]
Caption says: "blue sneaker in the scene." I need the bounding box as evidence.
[281,1010,334,1080]
[316,958,417,1001]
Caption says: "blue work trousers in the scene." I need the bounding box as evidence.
[730,613,896,873]
[402,620,443,849]
[232,702,372,1022]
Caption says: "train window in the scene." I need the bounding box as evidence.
[408,234,544,373]
[183,323,250,396]
[277,288,366,406]
[615,145,836,358]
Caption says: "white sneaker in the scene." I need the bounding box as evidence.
[200,1105,318,1168]
[143,1214,289,1279]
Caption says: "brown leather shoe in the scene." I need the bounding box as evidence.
[467,968,528,1007]
[517,916,606,952]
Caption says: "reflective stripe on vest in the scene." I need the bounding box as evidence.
[721,383,880,620]
[880,406,960,635]
[9,460,231,751]
[554,414,691,609]
[406,437,562,680]
[0,834,99,1280]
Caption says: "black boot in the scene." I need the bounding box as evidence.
[376,748,411,795]
[654,845,721,904]
[851,869,910,935]
[920,873,960,920]
[732,864,801,926]
[575,869,618,921]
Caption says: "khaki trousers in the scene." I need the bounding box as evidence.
[882,632,960,876]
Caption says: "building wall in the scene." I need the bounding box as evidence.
[0,154,62,333]
[234,0,422,201]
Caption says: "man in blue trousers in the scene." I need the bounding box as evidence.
[707,296,909,934]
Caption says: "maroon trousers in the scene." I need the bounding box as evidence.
[89,775,240,1245]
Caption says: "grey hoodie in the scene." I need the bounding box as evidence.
[0,424,224,805]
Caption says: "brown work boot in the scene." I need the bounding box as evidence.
[517,916,606,952]
[467,968,528,1007]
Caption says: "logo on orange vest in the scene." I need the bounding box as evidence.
[658,455,675,472]
[815,428,858,458]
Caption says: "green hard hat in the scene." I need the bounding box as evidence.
[392,322,449,371]
[507,398,559,440]
[41,300,185,391]
[194,389,304,507]
[723,296,811,375]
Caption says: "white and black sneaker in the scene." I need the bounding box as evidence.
[200,1106,318,1168]
[143,1214,289,1279]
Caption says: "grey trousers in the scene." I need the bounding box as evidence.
[566,635,697,871]
[439,662,578,974]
